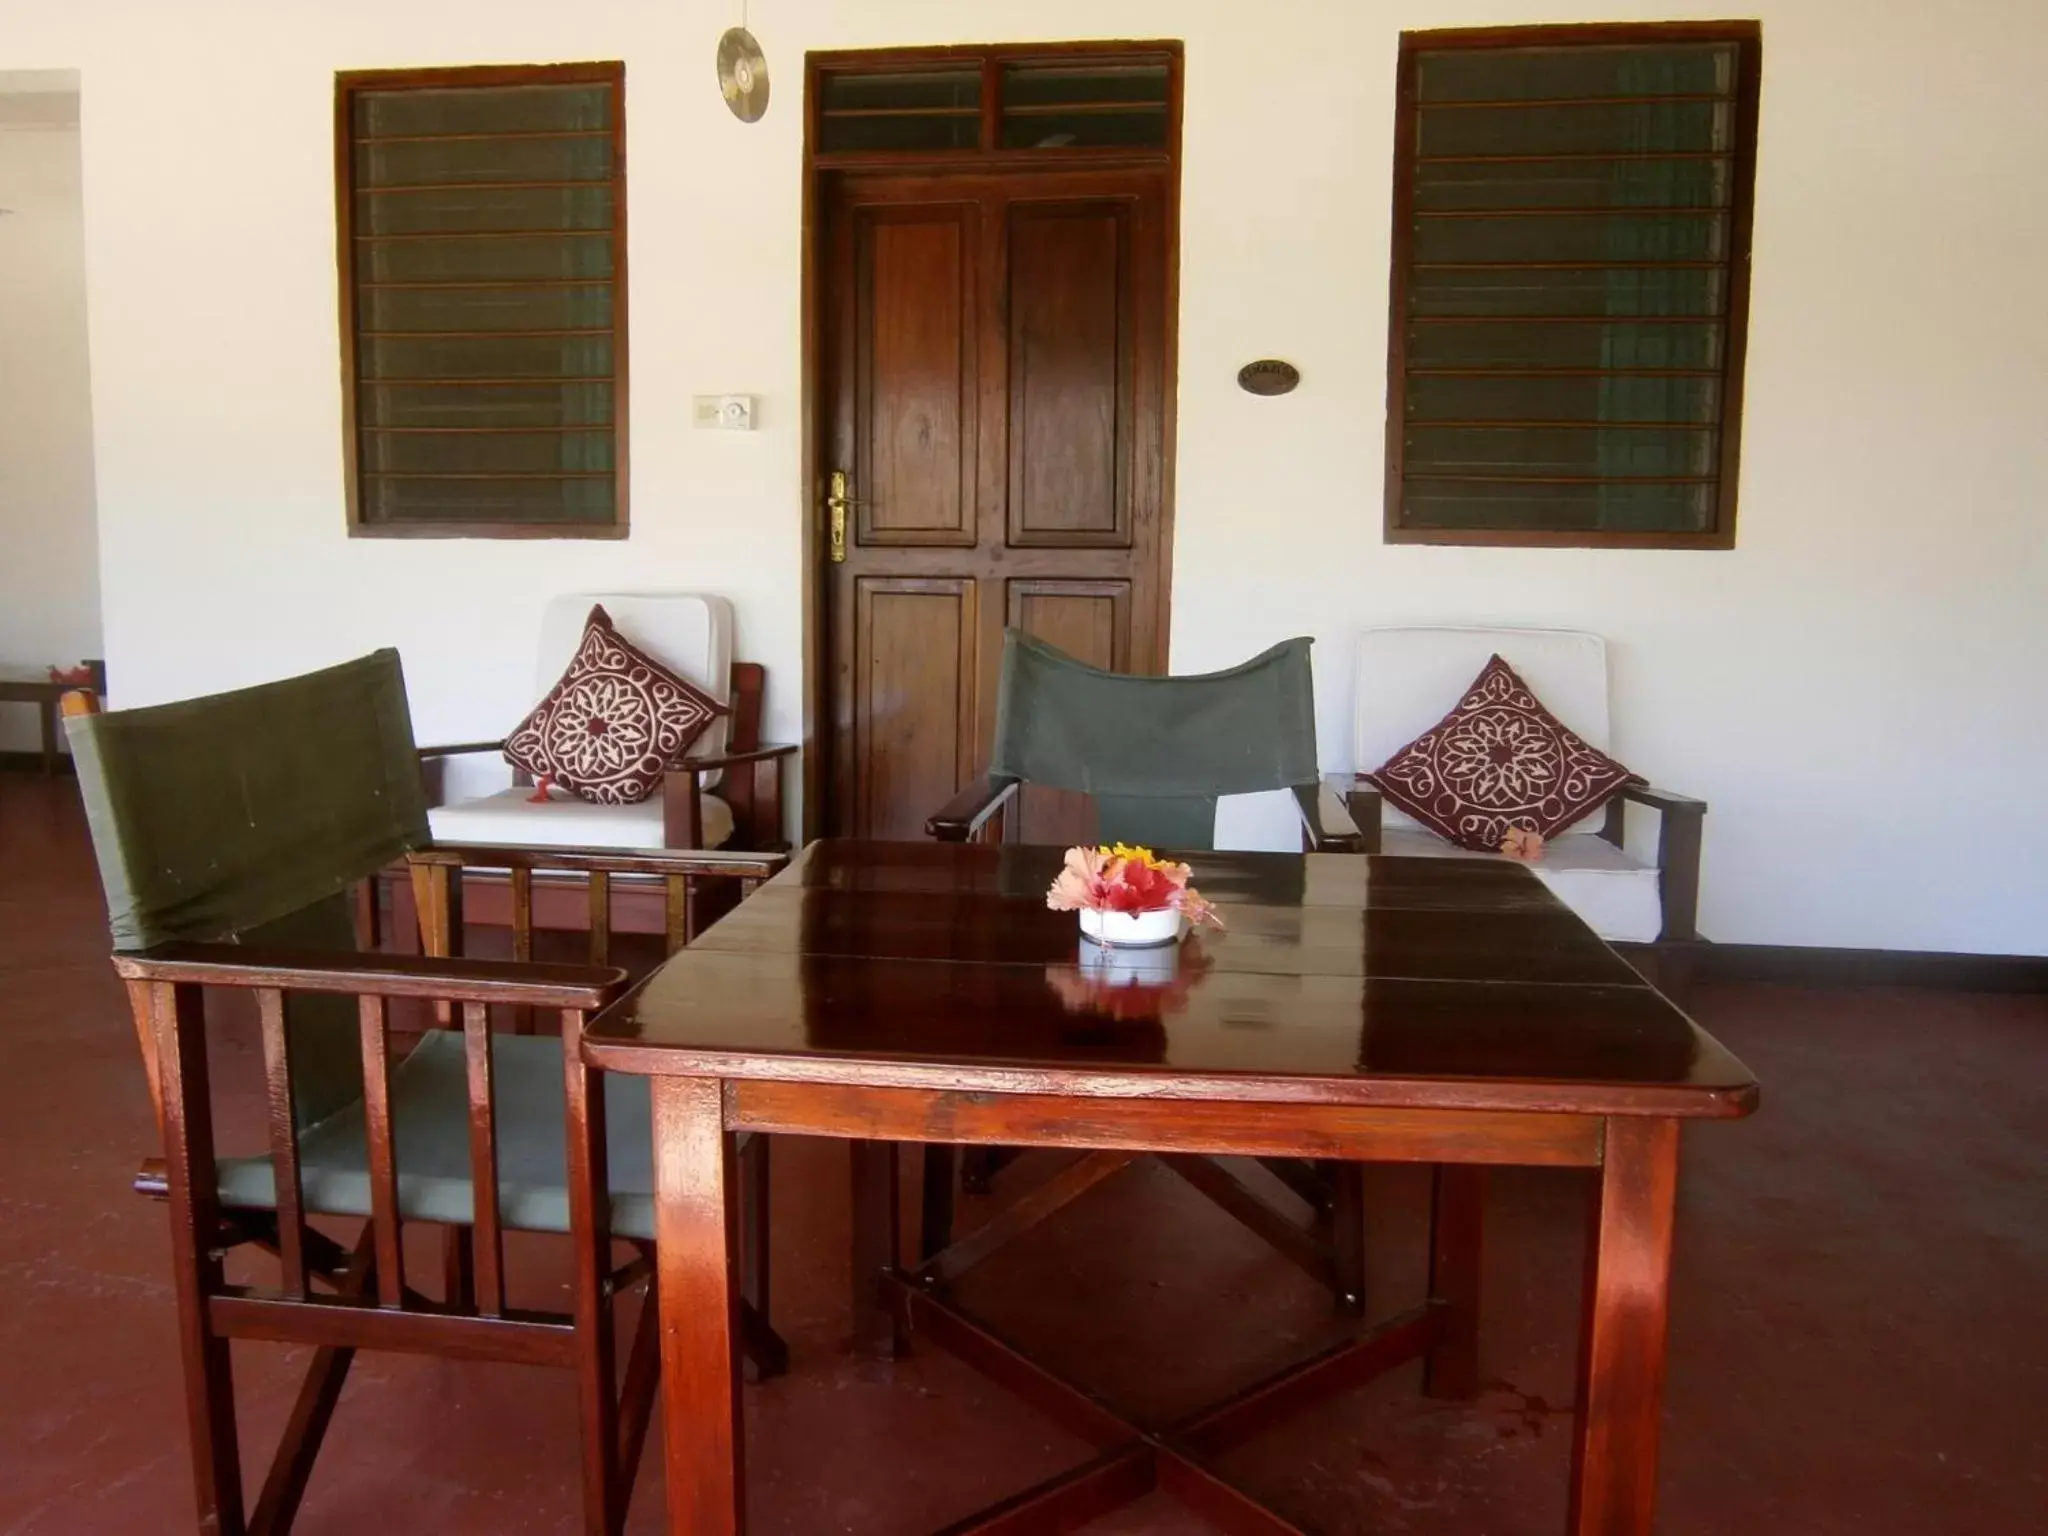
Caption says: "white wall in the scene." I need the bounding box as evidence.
[0,72,99,751]
[1,0,2043,952]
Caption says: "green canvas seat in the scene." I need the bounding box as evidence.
[216,1032,662,1242]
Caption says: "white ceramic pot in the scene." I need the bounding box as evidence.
[1078,905,1184,949]
[1075,935,1179,987]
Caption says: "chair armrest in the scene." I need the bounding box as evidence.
[659,744,799,851]
[926,775,1021,841]
[110,942,626,1009]
[416,740,506,760]
[1617,784,1706,943]
[1624,784,1707,816]
[1341,778,1384,854]
[412,843,787,883]
[668,742,799,774]
[1293,778,1364,853]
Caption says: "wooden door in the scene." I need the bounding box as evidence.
[822,167,1174,840]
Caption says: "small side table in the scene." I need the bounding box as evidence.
[0,660,104,775]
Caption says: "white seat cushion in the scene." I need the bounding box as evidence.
[1378,827,1663,944]
[429,784,734,851]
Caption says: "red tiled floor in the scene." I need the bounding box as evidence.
[1,772,2043,1533]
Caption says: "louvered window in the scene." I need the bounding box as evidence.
[1386,25,1761,548]
[337,64,626,538]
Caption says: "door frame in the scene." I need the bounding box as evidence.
[798,40,1186,841]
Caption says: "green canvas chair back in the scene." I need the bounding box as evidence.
[988,630,1320,851]
[66,649,431,1125]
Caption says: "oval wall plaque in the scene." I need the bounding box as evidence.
[1237,359,1300,396]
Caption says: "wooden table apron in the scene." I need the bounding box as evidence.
[640,1071,1682,1536]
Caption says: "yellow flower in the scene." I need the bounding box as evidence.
[1100,842,1174,871]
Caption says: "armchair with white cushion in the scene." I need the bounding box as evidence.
[420,593,793,855]
[1344,625,1705,990]
[413,593,796,955]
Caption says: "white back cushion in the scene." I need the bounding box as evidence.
[535,593,736,763]
[1354,626,1613,834]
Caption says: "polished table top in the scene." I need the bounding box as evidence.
[584,840,1757,1118]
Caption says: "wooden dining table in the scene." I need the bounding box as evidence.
[582,838,1759,1536]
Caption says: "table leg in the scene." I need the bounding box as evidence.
[1424,1163,1484,1399]
[1567,1117,1679,1536]
[651,1076,746,1536]
[40,697,59,776]
[849,1139,906,1357]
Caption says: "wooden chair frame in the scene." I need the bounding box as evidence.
[1345,777,1710,995]
[63,688,791,1533]
[920,775,1376,1314]
[124,946,641,1535]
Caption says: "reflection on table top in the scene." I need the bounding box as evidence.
[584,840,1757,1117]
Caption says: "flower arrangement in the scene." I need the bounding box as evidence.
[1046,843,1222,946]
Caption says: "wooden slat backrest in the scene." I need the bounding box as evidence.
[462,1001,506,1315]
[357,995,405,1306]
[256,989,309,1299]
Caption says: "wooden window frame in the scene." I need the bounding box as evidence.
[335,61,629,541]
[1383,22,1761,550]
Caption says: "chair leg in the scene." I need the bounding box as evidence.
[246,1344,354,1535]
[1425,1164,1485,1401]
[247,1237,377,1533]
[961,1144,1019,1194]
[1264,1156,1338,1220]
[174,1277,246,1536]
[1330,1161,1366,1317]
[442,1226,475,1310]
[573,1258,624,1535]
[738,1133,784,1382]
[920,1143,957,1260]
[615,1286,661,1515]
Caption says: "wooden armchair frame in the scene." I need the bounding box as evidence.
[1345,776,1710,992]
[417,661,797,853]
[119,946,667,1535]
[62,687,791,1533]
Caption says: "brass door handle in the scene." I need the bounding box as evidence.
[827,469,865,564]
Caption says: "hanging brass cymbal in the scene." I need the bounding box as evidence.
[717,26,770,123]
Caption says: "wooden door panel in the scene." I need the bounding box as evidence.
[1006,579,1130,672]
[857,206,977,546]
[1006,579,1132,846]
[1007,203,1130,548]
[853,577,979,840]
[824,165,1172,841]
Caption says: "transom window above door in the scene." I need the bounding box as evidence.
[1385,24,1762,549]
[811,45,1177,161]
[335,63,627,539]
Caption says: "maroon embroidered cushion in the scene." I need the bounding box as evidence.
[1365,654,1642,852]
[504,605,727,805]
